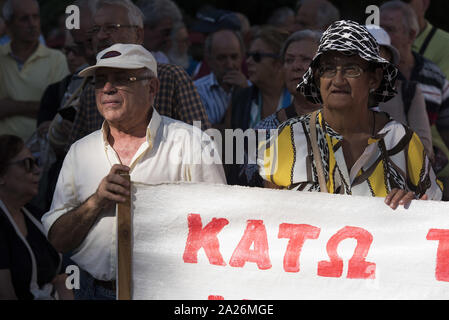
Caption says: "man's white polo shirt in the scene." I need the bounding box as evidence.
[41,109,226,281]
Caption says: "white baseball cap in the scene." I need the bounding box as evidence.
[79,43,158,77]
[365,24,400,65]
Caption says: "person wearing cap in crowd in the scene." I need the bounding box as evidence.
[407,0,449,80]
[380,1,449,197]
[258,20,442,209]
[41,44,226,300]
[66,0,211,152]
[366,24,433,160]
[194,29,250,125]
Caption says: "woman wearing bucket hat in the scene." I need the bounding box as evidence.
[258,20,442,209]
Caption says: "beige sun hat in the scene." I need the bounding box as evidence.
[79,43,158,77]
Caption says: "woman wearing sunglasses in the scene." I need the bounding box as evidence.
[259,20,442,208]
[241,29,322,187]
[225,26,290,131]
[0,135,69,299]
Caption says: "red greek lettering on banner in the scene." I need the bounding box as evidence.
[182,214,229,266]
[426,229,449,282]
[278,223,321,273]
[317,226,376,279]
[229,220,272,270]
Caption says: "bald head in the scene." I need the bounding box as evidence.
[206,29,245,87]
[207,29,244,56]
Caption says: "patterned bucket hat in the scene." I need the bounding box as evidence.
[297,20,398,105]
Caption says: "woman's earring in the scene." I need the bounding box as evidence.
[369,88,375,93]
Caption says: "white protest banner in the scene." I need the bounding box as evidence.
[130,182,449,300]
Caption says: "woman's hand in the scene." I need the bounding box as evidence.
[385,188,428,210]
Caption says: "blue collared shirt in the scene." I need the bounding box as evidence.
[194,73,250,124]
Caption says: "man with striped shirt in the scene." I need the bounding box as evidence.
[194,29,250,125]
[380,2,449,180]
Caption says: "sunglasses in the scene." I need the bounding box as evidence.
[247,52,280,63]
[8,157,40,173]
[92,75,153,90]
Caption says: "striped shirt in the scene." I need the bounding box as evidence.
[411,51,449,129]
[258,110,443,200]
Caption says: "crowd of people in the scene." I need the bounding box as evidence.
[0,0,448,300]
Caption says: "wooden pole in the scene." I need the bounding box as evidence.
[117,173,132,300]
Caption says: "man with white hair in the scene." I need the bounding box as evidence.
[0,0,69,141]
[42,44,226,300]
[380,1,449,197]
[366,24,433,160]
[67,0,211,150]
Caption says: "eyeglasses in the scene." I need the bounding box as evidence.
[318,64,367,79]
[89,24,138,36]
[247,52,280,63]
[93,76,153,89]
[7,157,40,173]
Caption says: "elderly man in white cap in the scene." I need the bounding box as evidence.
[41,43,226,300]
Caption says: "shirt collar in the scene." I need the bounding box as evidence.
[317,110,393,143]
[317,110,343,141]
[75,63,89,75]
[3,42,49,61]
[208,73,221,89]
[101,108,162,151]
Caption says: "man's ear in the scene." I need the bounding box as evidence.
[148,77,160,97]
